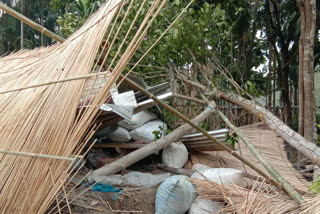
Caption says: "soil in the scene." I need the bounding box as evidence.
[52,184,157,214]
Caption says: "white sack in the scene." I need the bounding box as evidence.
[189,197,223,214]
[192,163,210,171]
[94,171,170,187]
[130,120,167,143]
[155,175,196,214]
[162,143,188,168]
[119,110,156,130]
[191,168,244,187]
[108,126,131,143]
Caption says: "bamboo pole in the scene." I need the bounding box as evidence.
[0,149,76,161]
[119,75,283,190]
[0,2,65,43]
[216,108,304,205]
[0,72,110,95]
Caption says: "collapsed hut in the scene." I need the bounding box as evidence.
[0,0,320,213]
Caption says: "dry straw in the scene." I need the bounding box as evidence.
[0,0,170,212]
[191,178,316,214]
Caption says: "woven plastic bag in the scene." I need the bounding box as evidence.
[108,126,131,143]
[119,110,156,130]
[162,143,188,168]
[189,197,223,214]
[155,175,196,214]
[191,168,245,187]
[130,120,167,143]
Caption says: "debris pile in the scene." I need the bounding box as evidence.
[0,0,319,213]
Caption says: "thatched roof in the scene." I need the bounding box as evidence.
[0,0,168,212]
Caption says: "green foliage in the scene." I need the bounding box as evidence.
[0,0,58,54]
[310,178,320,194]
[56,13,85,37]
[200,121,211,131]
[152,124,168,140]
[162,108,179,130]
[225,132,238,148]
[50,0,103,37]
[46,0,270,95]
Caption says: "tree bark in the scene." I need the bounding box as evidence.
[279,63,292,126]
[265,0,300,127]
[297,0,317,143]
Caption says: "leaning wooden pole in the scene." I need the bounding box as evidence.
[118,75,284,190]
[89,100,216,180]
[0,2,65,43]
[216,109,304,205]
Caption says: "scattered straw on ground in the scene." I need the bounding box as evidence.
[191,178,318,214]
[191,123,309,192]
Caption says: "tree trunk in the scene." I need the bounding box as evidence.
[297,0,317,143]
[279,65,292,126]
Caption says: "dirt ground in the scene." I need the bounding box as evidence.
[51,184,157,214]
[51,152,192,214]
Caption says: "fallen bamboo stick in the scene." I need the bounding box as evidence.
[0,2,65,43]
[0,149,76,161]
[0,72,111,95]
[216,108,304,205]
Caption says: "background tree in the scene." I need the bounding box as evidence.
[0,0,57,54]
[297,0,317,143]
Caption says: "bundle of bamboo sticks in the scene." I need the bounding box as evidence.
[0,0,169,212]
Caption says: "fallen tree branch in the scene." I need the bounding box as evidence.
[180,75,320,167]
[218,91,320,167]
[172,93,206,104]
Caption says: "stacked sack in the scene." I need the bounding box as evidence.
[94,110,168,144]
[124,111,167,143]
